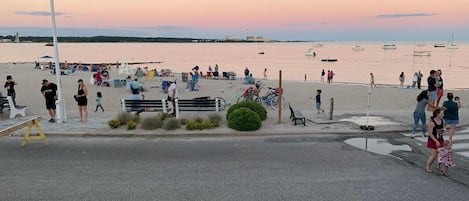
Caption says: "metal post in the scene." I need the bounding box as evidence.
[366,85,371,128]
[329,98,334,120]
[50,0,66,123]
[278,70,282,124]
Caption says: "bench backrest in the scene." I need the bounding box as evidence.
[121,99,168,112]
[0,97,8,108]
[176,99,219,111]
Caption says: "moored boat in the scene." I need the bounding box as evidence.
[413,51,431,56]
[352,45,364,51]
[382,44,397,50]
[321,58,338,62]
[434,43,446,48]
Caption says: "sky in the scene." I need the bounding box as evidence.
[1,0,468,41]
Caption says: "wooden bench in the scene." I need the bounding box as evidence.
[174,97,223,118]
[121,99,169,115]
[0,116,48,147]
[289,104,306,126]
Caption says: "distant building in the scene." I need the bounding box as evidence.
[224,35,241,41]
[0,39,13,43]
[246,36,269,42]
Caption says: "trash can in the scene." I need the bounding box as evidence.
[182,72,188,82]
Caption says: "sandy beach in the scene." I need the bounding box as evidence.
[2,62,469,133]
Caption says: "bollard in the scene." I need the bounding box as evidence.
[329,98,334,120]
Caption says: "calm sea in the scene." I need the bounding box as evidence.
[1,42,468,89]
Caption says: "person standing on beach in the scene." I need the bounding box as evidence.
[4,75,17,106]
[436,69,444,106]
[40,79,57,123]
[412,72,418,88]
[304,74,307,82]
[412,90,429,138]
[399,72,405,88]
[425,108,445,173]
[244,67,250,79]
[417,71,423,89]
[427,70,438,109]
[443,93,458,143]
[321,69,325,83]
[167,79,179,115]
[263,68,268,80]
[370,73,377,88]
[326,70,331,84]
[75,79,88,123]
[95,91,104,112]
[314,89,324,114]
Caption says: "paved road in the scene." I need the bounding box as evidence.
[1,135,468,201]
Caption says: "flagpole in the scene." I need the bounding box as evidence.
[49,0,67,123]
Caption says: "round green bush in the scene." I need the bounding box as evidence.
[228,108,262,131]
[226,101,267,121]
[116,112,133,125]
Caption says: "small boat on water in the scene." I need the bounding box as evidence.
[45,43,53,46]
[321,58,338,62]
[434,43,446,48]
[447,33,458,49]
[352,45,364,51]
[304,48,316,57]
[413,51,431,56]
[258,52,265,55]
[382,44,397,50]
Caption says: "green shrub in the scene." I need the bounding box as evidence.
[180,118,188,125]
[186,119,215,130]
[141,116,163,130]
[228,108,262,131]
[108,119,121,129]
[162,118,181,130]
[226,101,267,121]
[127,121,138,130]
[116,112,133,125]
[208,113,222,127]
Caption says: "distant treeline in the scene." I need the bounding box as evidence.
[0,35,215,43]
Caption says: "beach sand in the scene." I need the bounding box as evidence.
[1,62,468,134]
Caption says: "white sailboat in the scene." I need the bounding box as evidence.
[383,44,397,50]
[304,48,316,56]
[447,33,458,49]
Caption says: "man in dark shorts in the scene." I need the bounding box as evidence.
[40,79,58,123]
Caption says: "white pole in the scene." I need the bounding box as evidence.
[366,85,371,127]
[50,0,66,123]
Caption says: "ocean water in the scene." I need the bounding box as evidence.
[1,42,468,89]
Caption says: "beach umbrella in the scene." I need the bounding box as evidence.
[40,55,54,59]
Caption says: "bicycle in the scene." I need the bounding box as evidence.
[214,84,250,111]
[254,86,286,110]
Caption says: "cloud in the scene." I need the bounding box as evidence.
[15,11,69,17]
[374,13,438,19]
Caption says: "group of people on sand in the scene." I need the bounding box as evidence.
[320,69,335,84]
[411,69,460,177]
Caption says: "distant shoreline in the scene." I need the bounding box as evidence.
[0,35,319,43]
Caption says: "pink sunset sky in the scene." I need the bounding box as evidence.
[1,0,468,41]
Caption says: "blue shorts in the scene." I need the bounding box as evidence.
[316,102,321,110]
[429,90,437,101]
[445,119,459,126]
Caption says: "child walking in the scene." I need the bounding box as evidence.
[437,140,455,177]
[314,89,324,114]
[95,91,104,112]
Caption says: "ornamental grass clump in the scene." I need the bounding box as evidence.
[141,116,163,130]
[127,121,138,130]
[185,118,215,130]
[116,112,133,125]
[162,117,181,130]
[108,119,121,129]
[207,113,222,127]
[227,108,262,131]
